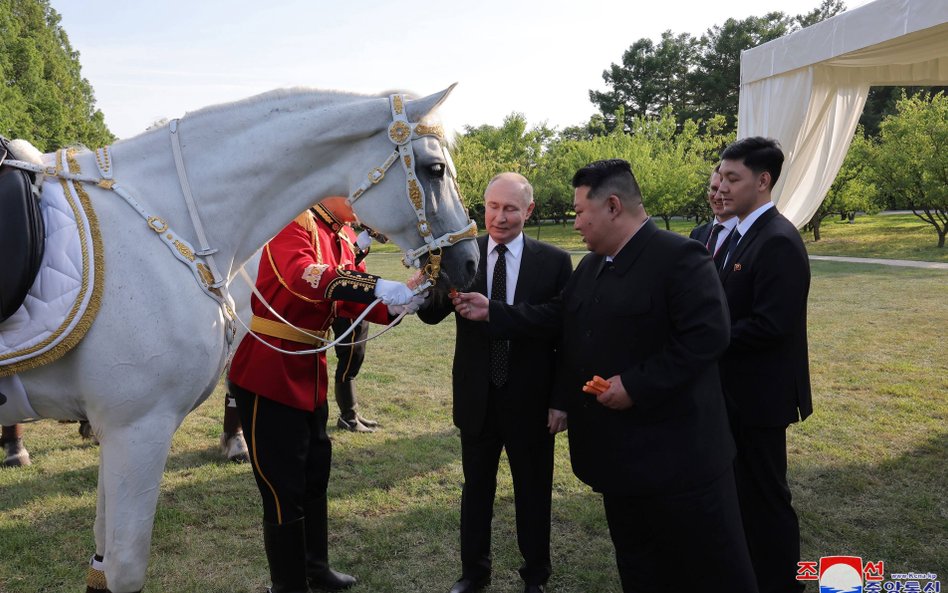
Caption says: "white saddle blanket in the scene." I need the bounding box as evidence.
[0,167,103,378]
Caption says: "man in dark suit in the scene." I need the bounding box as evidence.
[419,172,572,593]
[455,160,757,593]
[717,137,812,593]
[690,167,738,270]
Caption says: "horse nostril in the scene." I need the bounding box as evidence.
[466,258,477,279]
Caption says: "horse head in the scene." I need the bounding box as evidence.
[343,86,479,295]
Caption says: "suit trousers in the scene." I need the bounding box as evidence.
[602,467,758,593]
[730,422,805,593]
[458,384,554,585]
[230,381,332,525]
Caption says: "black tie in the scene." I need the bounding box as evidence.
[489,244,509,388]
[721,229,742,271]
[706,223,725,253]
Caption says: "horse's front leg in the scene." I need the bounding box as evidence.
[93,417,177,593]
[85,466,108,592]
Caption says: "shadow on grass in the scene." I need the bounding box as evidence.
[794,430,948,575]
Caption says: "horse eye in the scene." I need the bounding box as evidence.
[429,163,446,178]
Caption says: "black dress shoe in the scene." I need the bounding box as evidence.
[523,584,546,593]
[449,575,490,593]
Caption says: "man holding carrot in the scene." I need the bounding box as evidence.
[454,160,757,593]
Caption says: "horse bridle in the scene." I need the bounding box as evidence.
[346,93,477,289]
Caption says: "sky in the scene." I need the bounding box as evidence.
[52,0,873,140]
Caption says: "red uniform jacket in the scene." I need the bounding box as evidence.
[229,207,390,411]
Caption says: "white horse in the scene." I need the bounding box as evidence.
[5,86,478,592]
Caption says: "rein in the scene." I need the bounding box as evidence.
[233,267,406,355]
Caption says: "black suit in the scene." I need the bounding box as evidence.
[490,220,757,593]
[419,234,572,586]
[718,205,811,593]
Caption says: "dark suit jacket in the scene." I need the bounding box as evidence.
[718,206,812,427]
[691,220,735,267]
[490,220,736,496]
[690,221,714,244]
[418,234,572,434]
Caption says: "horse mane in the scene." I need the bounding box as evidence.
[183,87,397,122]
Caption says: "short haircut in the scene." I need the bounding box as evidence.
[485,171,534,204]
[571,159,642,205]
[720,137,784,188]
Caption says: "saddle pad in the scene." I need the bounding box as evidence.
[0,152,104,377]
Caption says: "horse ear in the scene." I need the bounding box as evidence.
[406,83,457,121]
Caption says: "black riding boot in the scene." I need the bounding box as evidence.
[263,518,309,593]
[304,494,356,591]
[334,381,377,432]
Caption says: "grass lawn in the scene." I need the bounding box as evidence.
[1,247,946,592]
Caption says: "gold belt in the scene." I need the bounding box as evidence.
[250,315,331,345]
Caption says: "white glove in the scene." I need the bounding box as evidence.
[387,294,426,316]
[356,230,372,251]
[374,279,415,305]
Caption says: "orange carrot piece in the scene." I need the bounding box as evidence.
[592,375,611,390]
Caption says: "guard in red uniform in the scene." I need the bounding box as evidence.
[228,198,423,593]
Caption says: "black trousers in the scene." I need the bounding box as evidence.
[229,381,331,524]
[602,467,758,593]
[332,317,369,383]
[731,422,805,593]
[458,384,554,586]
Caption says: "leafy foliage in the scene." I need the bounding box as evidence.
[805,127,881,241]
[868,92,948,247]
[450,113,553,227]
[589,1,845,134]
[0,0,113,151]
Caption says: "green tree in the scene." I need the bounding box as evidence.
[532,109,730,232]
[686,13,793,130]
[859,86,948,138]
[588,2,845,134]
[805,127,880,241]
[0,0,113,151]
[869,92,948,247]
[449,113,552,227]
[794,0,846,28]
[589,31,698,132]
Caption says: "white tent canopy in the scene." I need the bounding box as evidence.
[737,0,948,227]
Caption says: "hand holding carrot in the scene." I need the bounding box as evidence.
[583,375,634,410]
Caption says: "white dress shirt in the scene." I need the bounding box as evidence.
[486,233,524,305]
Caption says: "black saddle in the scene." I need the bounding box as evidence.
[0,136,45,322]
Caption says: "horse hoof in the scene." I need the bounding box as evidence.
[220,431,249,463]
[1,438,31,467]
[79,421,100,444]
